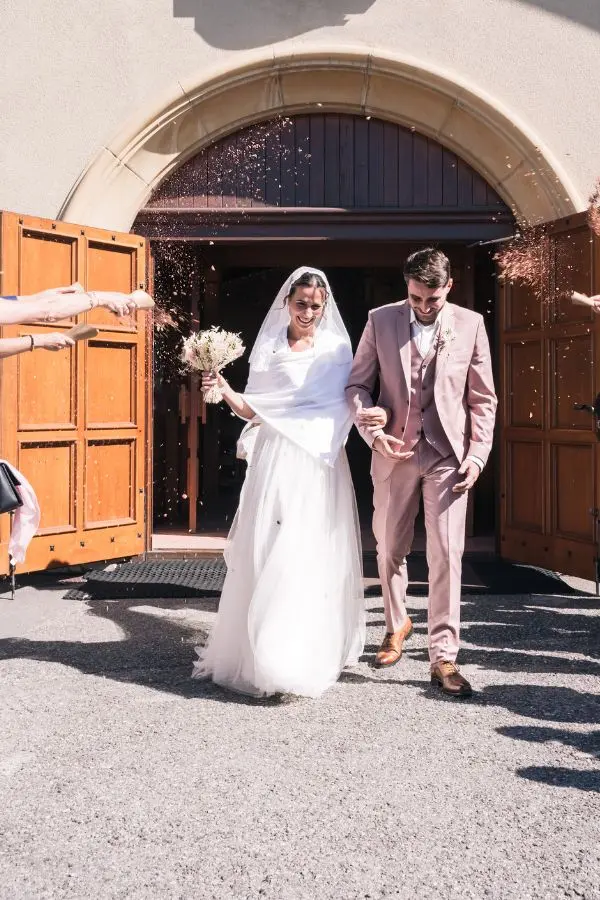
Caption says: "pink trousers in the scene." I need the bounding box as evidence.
[372,440,469,664]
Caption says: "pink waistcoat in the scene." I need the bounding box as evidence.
[402,334,453,457]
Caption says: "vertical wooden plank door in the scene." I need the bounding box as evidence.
[500,212,600,579]
[0,211,150,574]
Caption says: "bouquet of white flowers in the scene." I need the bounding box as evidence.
[181,326,245,403]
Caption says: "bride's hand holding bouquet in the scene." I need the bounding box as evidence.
[201,370,228,397]
[181,326,245,403]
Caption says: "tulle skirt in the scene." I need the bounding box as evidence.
[192,424,365,698]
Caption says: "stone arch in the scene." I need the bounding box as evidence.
[58,45,581,231]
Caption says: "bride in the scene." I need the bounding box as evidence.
[192,266,365,698]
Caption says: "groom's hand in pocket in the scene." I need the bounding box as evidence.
[452,459,481,493]
[373,434,414,461]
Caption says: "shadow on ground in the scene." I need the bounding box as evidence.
[1,571,599,785]
[353,588,600,793]
[0,588,243,704]
[497,724,600,792]
[1,575,599,695]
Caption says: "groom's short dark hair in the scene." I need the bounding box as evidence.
[404,248,451,288]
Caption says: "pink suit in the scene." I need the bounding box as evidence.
[346,300,497,663]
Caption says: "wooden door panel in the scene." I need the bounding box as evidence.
[87,240,135,289]
[507,341,543,427]
[85,439,136,526]
[506,440,545,533]
[86,341,137,427]
[87,238,141,332]
[551,334,593,430]
[17,333,77,429]
[506,281,541,330]
[19,229,79,297]
[500,212,600,579]
[19,440,77,533]
[551,444,595,541]
[0,211,150,574]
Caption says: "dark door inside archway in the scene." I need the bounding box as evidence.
[152,244,498,538]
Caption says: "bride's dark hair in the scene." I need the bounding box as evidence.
[284,271,329,305]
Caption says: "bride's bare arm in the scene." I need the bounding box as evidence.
[201,372,255,420]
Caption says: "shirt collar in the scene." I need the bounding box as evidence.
[409,308,441,331]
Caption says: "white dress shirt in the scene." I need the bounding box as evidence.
[410,308,440,357]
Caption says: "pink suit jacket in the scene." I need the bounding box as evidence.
[346,300,498,481]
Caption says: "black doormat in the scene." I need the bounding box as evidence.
[82,558,226,599]
[76,553,591,601]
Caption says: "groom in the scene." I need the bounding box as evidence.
[346,248,497,697]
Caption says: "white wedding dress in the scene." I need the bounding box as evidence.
[192,268,365,698]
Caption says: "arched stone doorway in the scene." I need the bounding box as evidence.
[137,112,513,539]
[58,46,580,232]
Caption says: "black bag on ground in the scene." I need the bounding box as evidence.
[0,463,23,514]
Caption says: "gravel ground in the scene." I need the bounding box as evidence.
[0,577,599,900]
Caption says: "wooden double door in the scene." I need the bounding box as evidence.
[500,212,600,580]
[0,211,151,574]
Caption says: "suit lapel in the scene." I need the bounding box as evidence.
[434,302,455,385]
[396,302,411,393]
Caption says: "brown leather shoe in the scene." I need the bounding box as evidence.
[373,619,413,668]
[430,661,473,698]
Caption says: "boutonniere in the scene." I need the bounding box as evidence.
[437,326,456,350]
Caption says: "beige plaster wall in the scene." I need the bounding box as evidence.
[1,0,599,225]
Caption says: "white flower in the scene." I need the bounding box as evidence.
[181,326,245,374]
[438,326,456,349]
[180,327,245,403]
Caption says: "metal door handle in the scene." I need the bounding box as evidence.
[574,403,595,413]
[574,393,600,440]
[574,393,600,417]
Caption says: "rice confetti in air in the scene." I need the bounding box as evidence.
[494,228,548,296]
[587,178,600,237]
[153,303,182,332]
[181,327,245,403]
